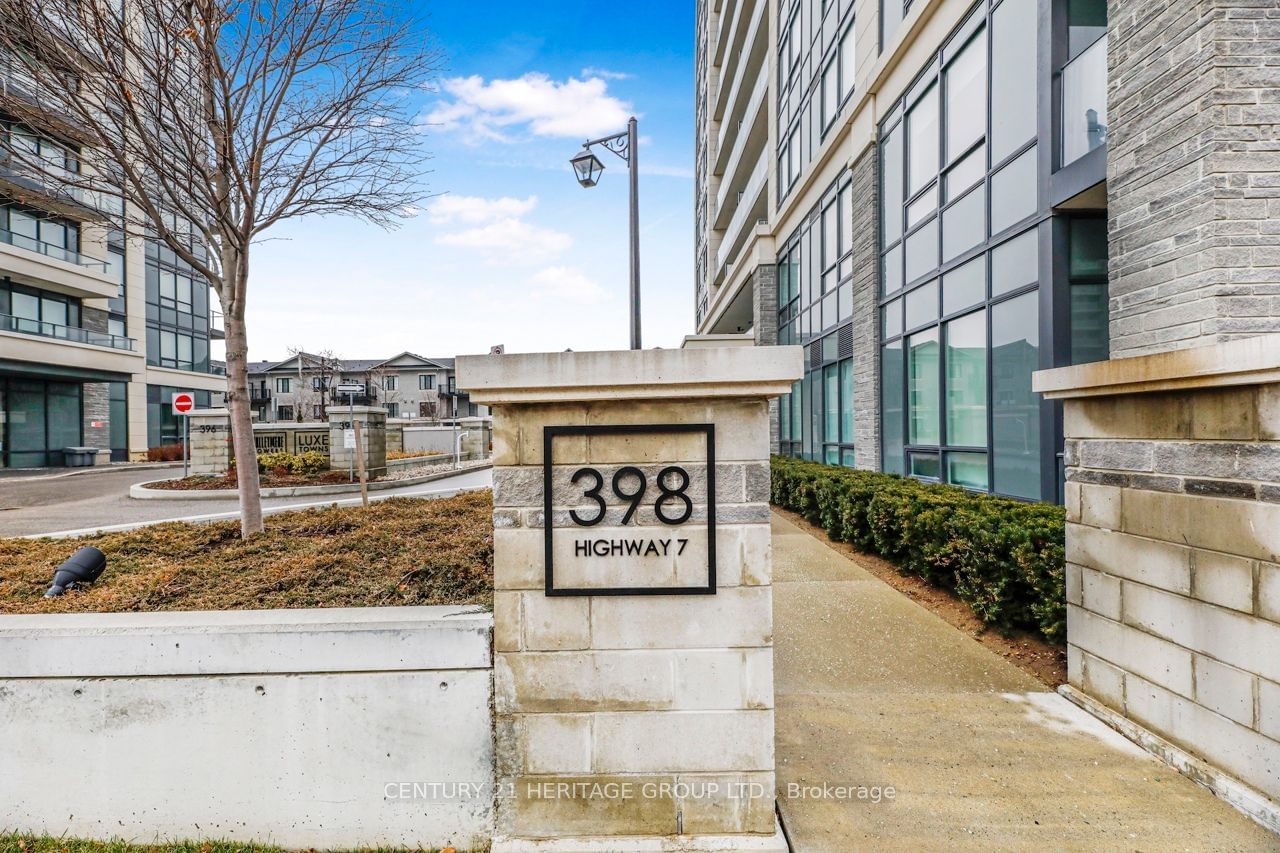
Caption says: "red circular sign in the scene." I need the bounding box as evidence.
[173,393,194,413]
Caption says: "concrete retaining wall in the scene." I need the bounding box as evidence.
[0,606,495,849]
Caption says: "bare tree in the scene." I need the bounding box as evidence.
[286,347,341,422]
[0,0,436,535]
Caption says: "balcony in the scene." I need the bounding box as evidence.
[1061,36,1107,168]
[250,386,272,404]
[1,311,135,351]
[715,154,768,272]
[0,226,117,299]
[0,151,106,223]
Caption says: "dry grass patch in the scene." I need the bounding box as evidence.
[0,492,493,614]
[0,836,470,853]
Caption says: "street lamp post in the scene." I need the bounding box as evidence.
[570,115,641,350]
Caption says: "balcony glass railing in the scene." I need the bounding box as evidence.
[0,227,108,271]
[1,312,136,351]
[1061,36,1108,167]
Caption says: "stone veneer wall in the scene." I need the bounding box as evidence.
[752,263,780,454]
[80,305,112,458]
[1063,384,1280,801]
[850,144,880,471]
[489,399,778,841]
[1108,0,1280,358]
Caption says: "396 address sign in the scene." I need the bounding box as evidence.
[543,424,716,597]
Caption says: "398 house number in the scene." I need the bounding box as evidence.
[542,424,717,597]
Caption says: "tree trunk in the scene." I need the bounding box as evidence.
[221,255,264,537]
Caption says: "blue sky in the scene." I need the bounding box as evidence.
[241,1,696,364]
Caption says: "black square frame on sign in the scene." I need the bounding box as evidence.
[542,423,716,597]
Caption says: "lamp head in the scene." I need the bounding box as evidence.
[570,148,604,188]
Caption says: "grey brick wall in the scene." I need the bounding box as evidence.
[752,264,780,454]
[82,383,111,454]
[1108,0,1280,358]
[851,144,880,471]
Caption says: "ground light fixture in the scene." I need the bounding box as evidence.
[44,547,107,597]
[568,115,642,350]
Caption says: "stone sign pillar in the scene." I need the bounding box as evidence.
[459,347,801,853]
[187,408,231,475]
[459,416,491,460]
[327,406,387,476]
[1035,337,1280,818]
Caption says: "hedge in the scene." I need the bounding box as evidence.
[770,456,1066,643]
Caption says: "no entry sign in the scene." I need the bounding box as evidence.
[171,391,196,415]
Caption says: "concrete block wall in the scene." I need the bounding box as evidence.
[328,406,387,475]
[489,398,778,841]
[1063,383,1280,801]
[1108,0,1280,358]
[0,606,494,849]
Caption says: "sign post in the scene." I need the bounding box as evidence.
[336,382,362,483]
[171,391,196,478]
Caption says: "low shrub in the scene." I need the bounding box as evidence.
[387,449,446,460]
[145,444,185,462]
[771,456,1066,642]
[230,450,330,475]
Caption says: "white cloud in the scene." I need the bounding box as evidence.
[436,219,572,264]
[581,67,632,81]
[427,194,570,265]
[426,194,538,225]
[530,266,611,305]
[423,73,633,143]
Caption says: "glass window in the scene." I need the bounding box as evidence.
[1068,0,1107,56]
[947,451,989,490]
[882,0,905,48]
[883,244,903,294]
[822,57,838,130]
[40,296,67,328]
[910,451,941,479]
[991,227,1038,295]
[161,330,176,361]
[944,30,986,161]
[905,279,939,329]
[839,24,856,100]
[906,184,938,229]
[905,217,938,283]
[907,84,939,195]
[12,290,39,322]
[881,341,905,475]
[990,0,1037,163]
[9,209,37,243]
[160,270,176,300]
[943,255,986,315]
[992,291,1040,499]
[1069,218,1109,364]
[840,359,854,443]
[882,124,904,247]
[945,309,987,446]
[942,184,986,261]
[276,377,291,393]
[943,143,985,202]
[824,365,839,441]
[882,297,903,338]
[907,328,940,445]
[990,145,1037,234]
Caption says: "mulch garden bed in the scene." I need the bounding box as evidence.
[0,493,493,614]
[147,470,362,490]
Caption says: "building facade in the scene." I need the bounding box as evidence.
[0,52,225,467]
[696,0,1110,502]
[248,352,482,424]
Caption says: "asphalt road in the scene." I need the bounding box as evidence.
[0,465,493,538]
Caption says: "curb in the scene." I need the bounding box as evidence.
[0,462,183,483]
[129,462,493,501]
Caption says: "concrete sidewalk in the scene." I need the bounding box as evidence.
[771,512,1276,851]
